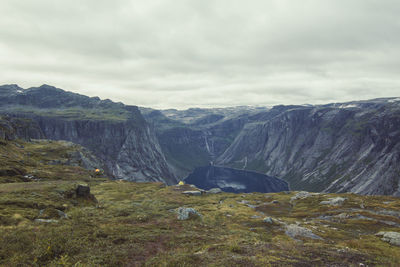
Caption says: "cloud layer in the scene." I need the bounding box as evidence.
[1,0,399,109]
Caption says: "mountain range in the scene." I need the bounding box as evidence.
[1,84,399,196]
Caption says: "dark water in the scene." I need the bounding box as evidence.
[184,165,289,193]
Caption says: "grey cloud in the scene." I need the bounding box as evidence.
[0,0,399,109]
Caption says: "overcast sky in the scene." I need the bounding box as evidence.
[1,0,399,109]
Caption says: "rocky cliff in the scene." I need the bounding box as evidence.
[143,99,400,196]
[141,107,263,178]
[217,99,400,196]
[0,84,176,184]
[0,115,44,141]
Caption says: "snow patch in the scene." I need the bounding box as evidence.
[388,98,400,103]
[338,104,357,109]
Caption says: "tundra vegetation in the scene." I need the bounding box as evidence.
[0,139,399,266]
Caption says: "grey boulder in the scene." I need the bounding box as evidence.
[320,197,346,206]
[177,207,202,220]
[376,232,400,246]
[285,224,323,240]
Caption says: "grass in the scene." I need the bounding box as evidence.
[0,106,131,122]
[0,139,102,184]
[0,139,399,266]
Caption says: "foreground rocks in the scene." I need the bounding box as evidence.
[182,190,202,196]
[285,224,323,240]
[0,179,399,266]
[376,232,400,246]
[320,197,346,206]
[207,188,222,194]
[76,184,91,197]
[177,207,202,220]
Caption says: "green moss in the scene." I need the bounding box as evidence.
[1,106,130,122]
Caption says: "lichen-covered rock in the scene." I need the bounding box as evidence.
[34,219,58,223]
[285,224,323,240]
[38,208,68,220]
[207,188,222,194]
[263,217,274,224]
[290,191,315,202]
[376,232,400,246]
[177,207,202,220]
[320,197,346,206]
[182,191,202,196]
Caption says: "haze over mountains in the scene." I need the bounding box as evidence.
[1,84,399,196]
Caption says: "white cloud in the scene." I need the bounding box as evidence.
[0,0,399,109]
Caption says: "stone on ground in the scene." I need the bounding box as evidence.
[376,232,400,246]
[285,224,323,240]
[177,207,202,220]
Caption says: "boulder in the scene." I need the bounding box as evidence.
[263,217,274,224]
[207,188,222,194]
[34,219,58,223]
[285,224,323,240]
[290,191,312,202]
[74,184,97,202]
[76,184,91,197]
[320,197,346,206]
[38,208,68,220]
[182,191,202,196]
[376,232,400,246]
[177,207,202,220]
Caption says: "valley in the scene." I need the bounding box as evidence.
[1,84,400,265]
[0,138,399,266]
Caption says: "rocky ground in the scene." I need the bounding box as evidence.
[0,139,399,266]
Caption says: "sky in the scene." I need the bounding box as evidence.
[1,0,399,109]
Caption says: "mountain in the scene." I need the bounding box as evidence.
[0,84,177,184]
[142,99,400,196]
[217,99,400,196]
[2,83,399,195]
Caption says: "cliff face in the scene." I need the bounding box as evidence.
[0,115,44,141]
[142,100,400,196]
[141,108,262,178]
[0,84,176,184]
[217,100,400,196]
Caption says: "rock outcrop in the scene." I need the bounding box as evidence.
[285,224,323,240]
[176,207,202,220]
[376,232,400,246]
[0,115,44,141]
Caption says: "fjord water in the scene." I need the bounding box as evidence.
[184,165,289,193]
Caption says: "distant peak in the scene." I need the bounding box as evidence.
[0,84,22,90]
[38,84,61,90]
